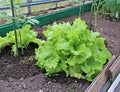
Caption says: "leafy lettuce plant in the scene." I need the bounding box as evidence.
[35,18,111,81]
[0,0,39,56]
[0,24,41,55]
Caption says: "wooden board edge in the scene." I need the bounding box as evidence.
[109,55,120,81]
[85,55,116,92]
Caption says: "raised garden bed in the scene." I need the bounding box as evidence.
[0,1,120,92]
[0,1,92,37]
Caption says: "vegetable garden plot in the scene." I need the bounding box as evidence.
[0,12,120,92]
[0,0,120,91]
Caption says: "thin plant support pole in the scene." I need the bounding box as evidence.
[79,0,85,19]
[79,4,82,17]
[16,24,24,55]
[55,1,58,8]
[81,0,85,18]
[18,29,23,55]
[14,5,24,55]
[89,2,93,29]
[79,0,82,17]
[27,0,32,14]
[93,0,101,31]
[10,0,19,56]
[94,0,97,31]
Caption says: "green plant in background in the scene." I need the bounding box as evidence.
[0,12,11,22]
[0,24,41,56]
[89,0,103,31]
[0,0,39,56]
[70,0,85,18]
[100,0,120,20]
[35,18,111,81]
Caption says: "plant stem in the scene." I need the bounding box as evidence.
[79,0,85,18]
[94,12,97,31]
[93,0,97,31]
[94,0,102,31]
[79,0,82,17]
[81,0,85,18]
[10,0,19,56]
[89,2,94,29]
[15,11,24,55]
[18,28,24,55]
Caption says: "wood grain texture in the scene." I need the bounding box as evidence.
[109,55,120,81]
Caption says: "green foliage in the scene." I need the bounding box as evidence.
[35,18,111,81]
[0,0,39,56]
[101,0,120,18]
[0,12,11,22]
[0,24,41,55]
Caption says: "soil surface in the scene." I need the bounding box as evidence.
[0,12,120,92]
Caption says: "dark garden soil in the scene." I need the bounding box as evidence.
[0,12,120,92]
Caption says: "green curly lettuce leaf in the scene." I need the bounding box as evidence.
[35,18,111,81]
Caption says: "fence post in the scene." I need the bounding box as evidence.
[27,0,32,14]
[55,2,58,8]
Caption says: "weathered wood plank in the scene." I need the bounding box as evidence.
[100,80,111,92]
[85,55,116,92]
[114,81,120,92]
[109,55,120,81]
